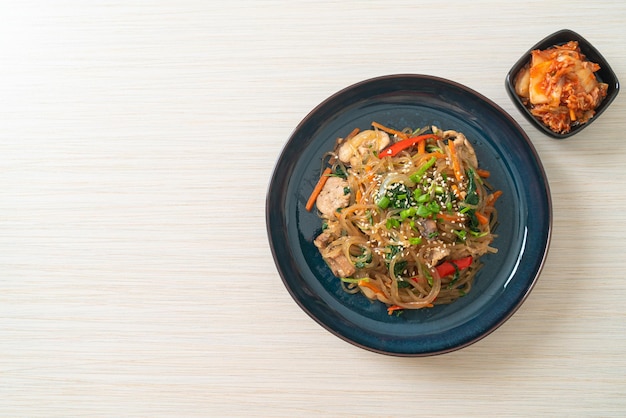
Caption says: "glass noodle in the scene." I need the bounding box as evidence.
[309,123,502,315]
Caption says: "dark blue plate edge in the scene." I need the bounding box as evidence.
[266,74,553,357]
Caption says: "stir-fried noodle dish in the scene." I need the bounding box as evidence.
[306,122,502,315]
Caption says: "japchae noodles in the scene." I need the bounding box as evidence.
[307,122,502,315]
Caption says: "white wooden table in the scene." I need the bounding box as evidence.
[2,1,626,416]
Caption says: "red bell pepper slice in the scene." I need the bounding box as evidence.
[378,134,439,158]
[435,256,473,277]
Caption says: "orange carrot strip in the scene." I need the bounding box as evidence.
[475,211,490,225]
[305,167,332,211]
[437,212,463,223]
[358,279,383,295]
[476,168,491,178]
[417,139,426,154]
[451,184,461,199]
[387,305,403,315]
[371,121,408,140]
[487,190,503,206]
[426,151,446,159]
[448,139,463,182]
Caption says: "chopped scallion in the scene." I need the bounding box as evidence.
[424,269,433,286]
[416,204,431,217]
[409,157,437,182]
[427,201,440,214]
[340,277,365,283]
[417,194,430,203]
[400,207,417,220]
[470,230,489,238]
[409,237,422,245]
[377,195,391,209]
[454,229,467,241]
[386,218,400,229]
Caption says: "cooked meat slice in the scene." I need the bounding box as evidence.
[423,245,451,268]
[453,133,478,168]
[316,176,350,218]
[323,252,356,278]
[442,130,478,168]
[313,231,332,249]
[417,219,438,238]
[337,129,390,166]
[314,231,356,278]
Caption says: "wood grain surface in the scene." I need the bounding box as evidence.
[1,1,626,416]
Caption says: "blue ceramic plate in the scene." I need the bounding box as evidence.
[267,74,551,356]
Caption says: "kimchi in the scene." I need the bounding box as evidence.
[514,41,608,134]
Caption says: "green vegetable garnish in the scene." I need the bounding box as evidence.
[377,195,391,209]
[386,218,400,229]
[409,157,437,183]
[409,237,422,245]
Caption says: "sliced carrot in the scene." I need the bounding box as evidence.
[486,190,503,206]
[358,279,383,295]
[417,139,426,154]
[364,165,375,182]
[475,211,490,225]
[437,212,463,223]
[371,121,408,140]
[448,139,463,182]
[387,305,403,315]
[451,183,461,199]
[305,167,332,211]
[476,168,491,178]
[427,151,446,159]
